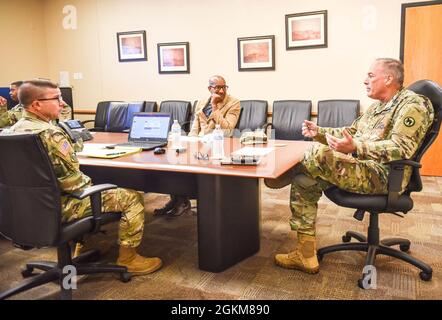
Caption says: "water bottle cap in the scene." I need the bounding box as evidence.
[173,120,178,123]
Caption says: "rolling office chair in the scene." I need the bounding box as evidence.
[317,80,442,288]
[144,101,158,112]
[123,101,146,131]
[317,99,360,128]
[264,100,312,140]
[232,100,268,137]
[159,100,192,132]
[82,101,121,132]
[0,133,131,300]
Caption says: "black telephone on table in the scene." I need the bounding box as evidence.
[59,120,93,142]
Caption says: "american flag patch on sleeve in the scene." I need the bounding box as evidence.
[59,140,71,156]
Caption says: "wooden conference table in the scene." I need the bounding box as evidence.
[79,132,311,272]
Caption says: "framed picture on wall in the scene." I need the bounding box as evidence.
[285,10,328,50]
[157,42,190,74]
[117,30,147,62]
[237,35,275,71]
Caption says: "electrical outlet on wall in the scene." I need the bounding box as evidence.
[73,72,83,80]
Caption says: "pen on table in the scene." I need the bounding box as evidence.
[105,152,126,156]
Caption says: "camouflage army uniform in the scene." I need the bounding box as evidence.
[0,101,7,115]
[0,104,72,128]
[289,88,434,236]
[8,111,145,247]
[0,104,24,128]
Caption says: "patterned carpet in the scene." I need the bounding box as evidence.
[1,176,441,300]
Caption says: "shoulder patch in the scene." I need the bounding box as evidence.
[59,140,71,156]
[403,116,415,127]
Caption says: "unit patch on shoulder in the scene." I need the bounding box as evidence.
[403,117,415,127]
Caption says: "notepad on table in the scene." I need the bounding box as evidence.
[77,145,142,159]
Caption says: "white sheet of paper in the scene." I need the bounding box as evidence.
[231,147,274,157]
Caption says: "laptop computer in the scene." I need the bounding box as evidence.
[113,112,172,150]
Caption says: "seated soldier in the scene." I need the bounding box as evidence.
[8,79,162,276]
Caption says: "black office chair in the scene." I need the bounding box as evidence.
[317,99,360,128]
[317,80,441,288]
[159,100,192,132]
[105,102,129,132]
[82,101,121,132]
[0,133,131,300]
[124,101,146,130]
[144,101,158,112]
[264,100,311,140]
[60,87,74,120]
[234,100,268,137]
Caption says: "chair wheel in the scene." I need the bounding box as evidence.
[120,272,132,283]
[342,235,351,243]
[21,267,34,278]
[317,252,324,262]
[419,271,432,281]
[399,244,410,252]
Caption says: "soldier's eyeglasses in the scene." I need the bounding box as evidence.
[37,96,64,103]
[194,152,209,160]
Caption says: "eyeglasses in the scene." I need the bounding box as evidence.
[36,96,64,103]
[210,85,228,91]
[194,152,209,160]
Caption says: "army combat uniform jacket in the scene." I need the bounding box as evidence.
[7,111,145,247]
[288,88,434,236]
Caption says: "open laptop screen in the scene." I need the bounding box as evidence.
[129,113,172,141]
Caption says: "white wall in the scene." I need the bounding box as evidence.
[1,0,424,112]
[0,0,48,84]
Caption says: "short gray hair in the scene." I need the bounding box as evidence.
[376,58,404,87]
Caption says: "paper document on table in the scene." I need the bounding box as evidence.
[231,147,274,157]
[77,144,141,159]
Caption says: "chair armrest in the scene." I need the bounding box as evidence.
[71,184,118,233]
[70,183,118,200]
[385,160,421,209]
[88,127,105,132]
[263,122,273,131]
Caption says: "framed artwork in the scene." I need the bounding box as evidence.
[285,10,328,50]
[157,42,190,74]
[117,30,147,62]
[237,35,275,71]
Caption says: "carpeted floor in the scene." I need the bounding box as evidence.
[1,176,441,300]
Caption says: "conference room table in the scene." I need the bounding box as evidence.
[79,132,311,272]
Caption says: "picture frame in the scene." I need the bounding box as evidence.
[117,30,147,62]
[285,10,328,50]
[157,42,190,74]
[237,35,275,71]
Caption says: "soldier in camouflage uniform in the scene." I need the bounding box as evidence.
[266,58,434,274]
[7,80,162,275]
[0,80,72,128]
[0,95,7,115]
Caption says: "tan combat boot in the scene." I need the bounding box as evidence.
[275,233,319,274]
[116,246,163,275]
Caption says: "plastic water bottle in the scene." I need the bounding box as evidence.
[171,120,182,149]
[212,124,224,159]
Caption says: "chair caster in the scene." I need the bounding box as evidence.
[120,272,132,283]
[21,267,34,278]
[419,271,432,281]
[317,252,324,262]
[399,244,410,252]
[342,235,351,243]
